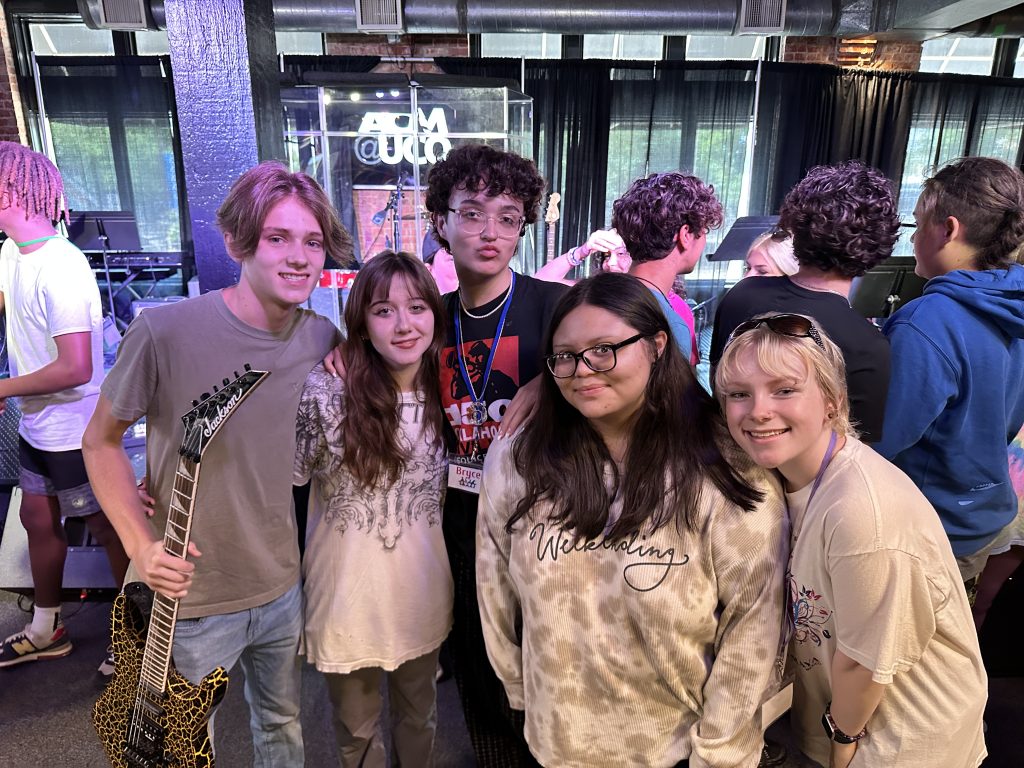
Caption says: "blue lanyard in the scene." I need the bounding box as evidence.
[454,272,516,415]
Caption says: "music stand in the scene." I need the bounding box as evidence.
[67,211,141,327]
[706,216,779,262]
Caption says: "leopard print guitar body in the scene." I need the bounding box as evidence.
[93,582,228,768]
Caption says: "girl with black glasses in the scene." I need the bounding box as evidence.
[476,272,788,767]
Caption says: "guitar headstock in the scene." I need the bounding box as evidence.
[179,365,270,463]
[545,193,561,225]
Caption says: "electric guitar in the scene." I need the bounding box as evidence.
[545,192,561,263]
[94,366,270,768]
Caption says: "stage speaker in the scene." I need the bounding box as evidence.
[0,487,118,593]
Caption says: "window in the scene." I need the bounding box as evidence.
[480,33,561,58]
[583,34,663,60]
[275,32,324,55]
[29,23,113,56]
[37,59,184,253]
[686,36,766,61]
[135,31,169,55]
[1015,43,1024,77]
[919,38,996,75]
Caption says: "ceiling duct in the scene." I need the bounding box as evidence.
[81,0,839,36]
[739,0,788,33]
[355,0,404,33]
[83,0,152,30]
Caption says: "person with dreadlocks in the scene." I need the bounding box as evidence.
[0,141,129,672]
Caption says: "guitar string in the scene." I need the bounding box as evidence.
[127,449,198,747]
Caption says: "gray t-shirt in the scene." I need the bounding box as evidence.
[102,289,339,619]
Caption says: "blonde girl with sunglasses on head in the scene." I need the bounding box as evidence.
[716,313,986,768]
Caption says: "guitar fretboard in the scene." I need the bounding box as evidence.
[137,456,201,698]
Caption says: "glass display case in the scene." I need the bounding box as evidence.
[282,78,534,267]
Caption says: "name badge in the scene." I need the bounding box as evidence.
[448,455,484,494]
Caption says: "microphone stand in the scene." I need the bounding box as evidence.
[96,217,119,327]
[392,174,405,253]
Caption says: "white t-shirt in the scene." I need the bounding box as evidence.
[295,368,453,673]
[786,438,987,768]
[0,236,103,451]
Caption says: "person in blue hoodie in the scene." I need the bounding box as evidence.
[875,156,1024,589]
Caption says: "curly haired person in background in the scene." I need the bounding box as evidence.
[874,156,1024,598]
[709,161,899,443]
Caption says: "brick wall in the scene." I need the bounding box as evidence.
[0,2,26,143]
[325,33,468,75]
[783,36,923,72]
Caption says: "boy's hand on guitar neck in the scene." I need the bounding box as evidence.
[135,538,202,600]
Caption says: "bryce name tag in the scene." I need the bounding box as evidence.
[448,455,484,494]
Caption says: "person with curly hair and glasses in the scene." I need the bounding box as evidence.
[710,161,899,443]
[875,157,1024,593]
[477,273,788,768]
[717,312,986,768]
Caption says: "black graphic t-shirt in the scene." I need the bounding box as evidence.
[441,272,567,555]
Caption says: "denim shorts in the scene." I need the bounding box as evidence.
[18,436,101,518]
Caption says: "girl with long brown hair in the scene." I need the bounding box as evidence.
[294,251,453,767]
[476,272,788,767]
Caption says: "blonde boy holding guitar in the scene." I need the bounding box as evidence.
[83,162,352,766]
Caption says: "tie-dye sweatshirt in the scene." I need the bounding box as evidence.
[476,436,789,768]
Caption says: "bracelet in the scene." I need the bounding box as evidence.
[567,246,585,267]
[822,703,868,744]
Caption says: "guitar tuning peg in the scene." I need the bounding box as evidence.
[192,399,199,407]
[233,371,240,379]
[212,385,219,393]
[222,378,230,387]
[200,392,210,401]
[244,363,252,371]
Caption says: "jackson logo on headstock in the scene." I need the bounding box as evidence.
[201,392,241,439]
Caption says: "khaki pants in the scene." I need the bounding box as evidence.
[324,647,442,768]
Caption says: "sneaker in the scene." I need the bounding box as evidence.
[98,646,115,677]
[0,623,73,668]
[758,739,787,768]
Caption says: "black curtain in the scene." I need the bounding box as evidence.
[751,65,913,215]
[749,63,836,216]
[896,72,1024,213]
[830,69,914,185]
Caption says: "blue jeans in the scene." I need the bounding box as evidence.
[173,582,304,767]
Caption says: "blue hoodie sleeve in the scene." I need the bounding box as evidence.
[874,317,959,461]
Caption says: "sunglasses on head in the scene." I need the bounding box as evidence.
[726,314,825,350]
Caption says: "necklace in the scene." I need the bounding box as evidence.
[459,271,514,319]
[788,276,851,305]
[633,275,669,300]
[14,234,61,248]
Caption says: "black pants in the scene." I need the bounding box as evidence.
[443,509,539,768]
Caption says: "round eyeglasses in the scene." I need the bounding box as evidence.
[447,208,525,238]
[546,333,647,378]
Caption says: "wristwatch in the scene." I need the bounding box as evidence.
[822,703,868,744]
